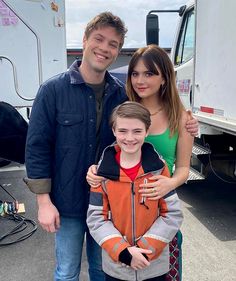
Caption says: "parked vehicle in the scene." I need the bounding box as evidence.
[146,0,236,180]
[0,0,67,163]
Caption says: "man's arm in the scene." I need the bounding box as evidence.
[24,83,58,232]
[25,84,56,183]
[186,109,199,136]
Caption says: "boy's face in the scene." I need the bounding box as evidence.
[82,26,121,74]
[112,117,148,156]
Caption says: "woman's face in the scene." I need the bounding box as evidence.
[131,59,165,101]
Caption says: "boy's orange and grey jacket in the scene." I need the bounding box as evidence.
[87,142,183,281]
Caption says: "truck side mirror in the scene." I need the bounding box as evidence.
[146,14,159,45]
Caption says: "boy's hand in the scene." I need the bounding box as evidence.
[86,164,104,187]
[127,246,152,270]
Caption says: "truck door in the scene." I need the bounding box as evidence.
[172,7,195,110]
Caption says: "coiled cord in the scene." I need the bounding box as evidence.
[0,184,37,246]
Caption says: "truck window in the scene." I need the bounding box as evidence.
[175,9,195,65]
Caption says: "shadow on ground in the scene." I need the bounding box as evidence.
[178,174,236,242]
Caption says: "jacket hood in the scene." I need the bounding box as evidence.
[97,142,164,181]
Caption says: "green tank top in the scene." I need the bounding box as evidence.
[145,128,178,175]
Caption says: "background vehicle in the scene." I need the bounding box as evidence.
[0,0,67,164]
[146,0,236,181]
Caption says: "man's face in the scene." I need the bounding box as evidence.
[82,26,122,73]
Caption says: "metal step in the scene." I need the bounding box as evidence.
[0,162,25,173]
[192,143,211,156]
[187,167,205,182]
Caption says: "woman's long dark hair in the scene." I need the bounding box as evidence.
[126,44,184,135]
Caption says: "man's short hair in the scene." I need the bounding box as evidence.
[84,12,127,48]
[110,101,151,131]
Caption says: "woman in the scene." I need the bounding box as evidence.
[87,45,194,280]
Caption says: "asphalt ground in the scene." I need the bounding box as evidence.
[0,167,235,281]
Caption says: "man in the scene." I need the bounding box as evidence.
[25,12,128,281]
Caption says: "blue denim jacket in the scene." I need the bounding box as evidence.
[25,60,127,217]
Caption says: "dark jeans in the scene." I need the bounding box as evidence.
[105,273,166,281]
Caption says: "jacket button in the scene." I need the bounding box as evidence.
[89,144,92,148]
[90,119,94,122]
[64,120,69,124]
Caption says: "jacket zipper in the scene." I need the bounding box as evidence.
[131,182,138,281]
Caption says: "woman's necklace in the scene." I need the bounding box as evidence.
[150,107,163,116]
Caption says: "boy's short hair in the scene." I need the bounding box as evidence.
[110,101,151,131]
[84,12,127,49]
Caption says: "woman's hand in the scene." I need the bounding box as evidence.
[139,175,175,200]
[86,164,104,187]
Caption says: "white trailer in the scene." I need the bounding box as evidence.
[0,0,67,164]
[146,0,236,180]
[0,0,67,117]
[193,0,236,135]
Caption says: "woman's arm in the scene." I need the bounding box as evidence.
[139,110,194,200]
[88,110,194,198]
[170,110,194,187]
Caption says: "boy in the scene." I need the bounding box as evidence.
[87,101,183,281]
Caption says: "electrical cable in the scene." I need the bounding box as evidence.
[0,184,37,246]
[206,143,236,184]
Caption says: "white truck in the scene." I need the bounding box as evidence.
[0,0,67,164]
[146,0,236,180]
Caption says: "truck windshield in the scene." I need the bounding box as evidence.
[175,8,195,65]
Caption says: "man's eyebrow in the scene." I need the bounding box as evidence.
[94,33,103,37]
[95,33,119,45]
[110,40,119,45]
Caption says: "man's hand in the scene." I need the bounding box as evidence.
[86,164,104,187]
[127,246,152,270]
[37,194,60,233]
[186,110,199,137]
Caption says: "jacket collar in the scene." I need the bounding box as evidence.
[97,142,164,181]
[68,60,124,90]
